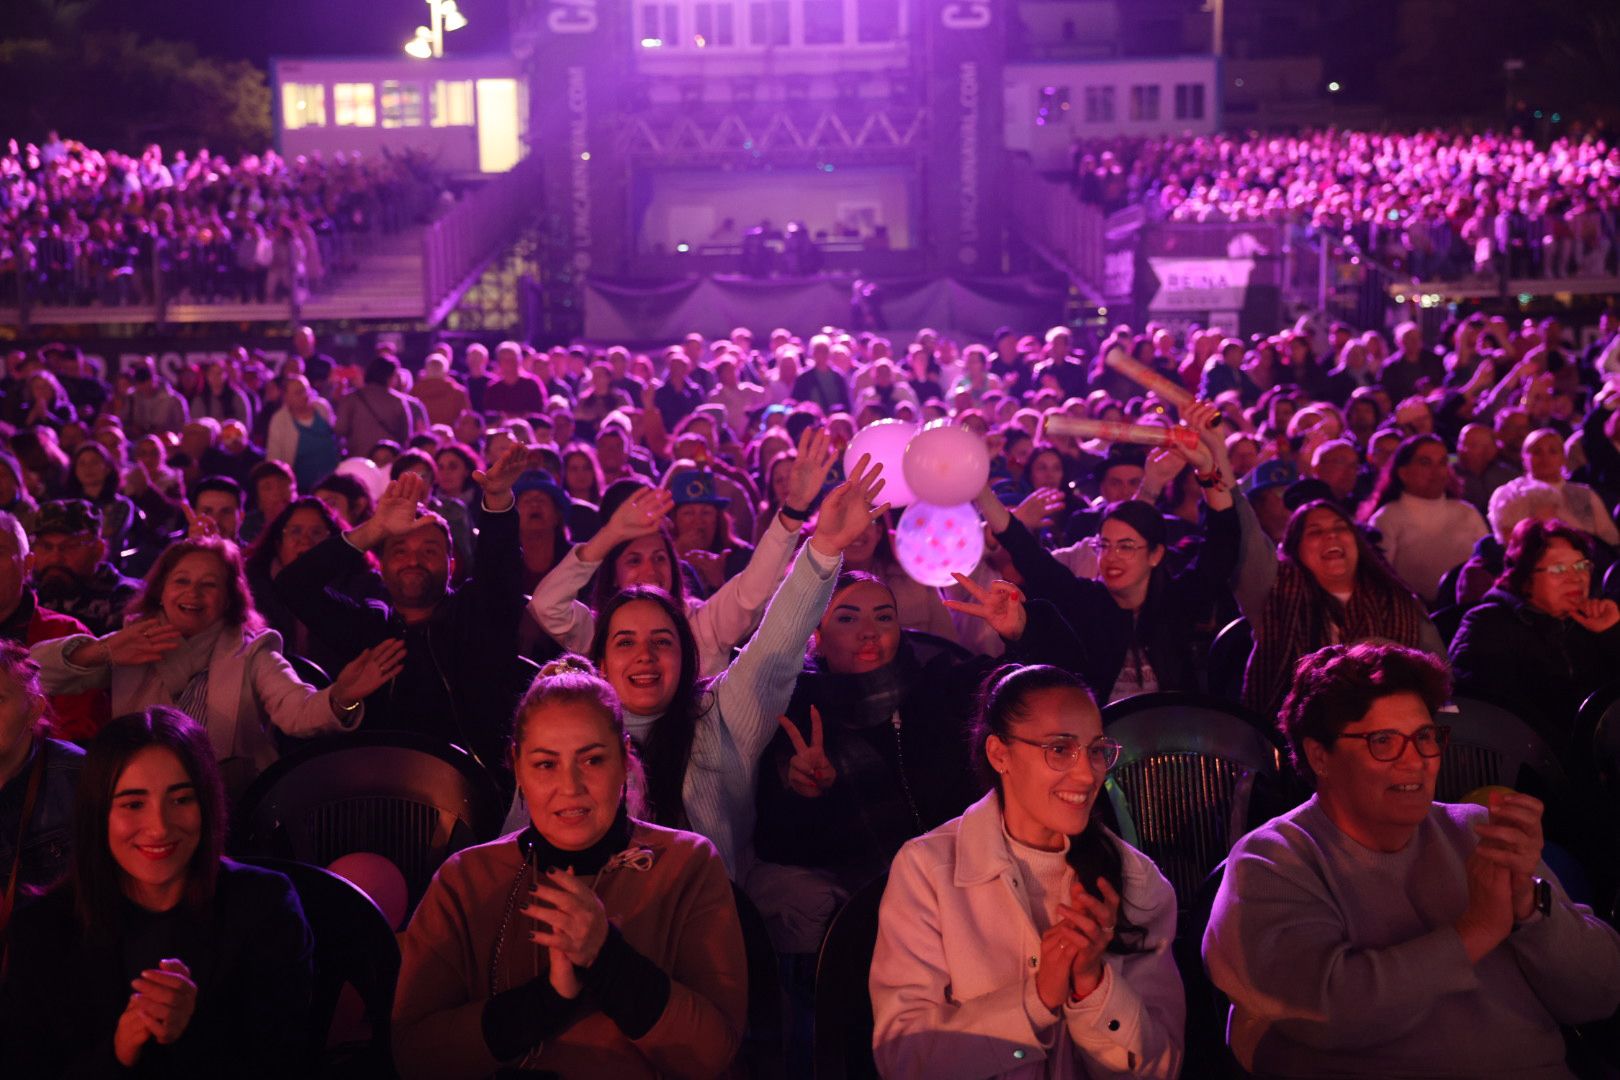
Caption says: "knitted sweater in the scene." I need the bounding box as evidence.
[1368,493,1488,604]
[1203,797,1620,1078]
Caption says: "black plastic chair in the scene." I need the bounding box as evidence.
[232,731,506,914]
[1173,862,1249,1079]
[1101,692,1288,911]
[1435,696,1570,804]
[288,654,332,689]
[732,883,786,1080]
[813,872,888,1080]
[239,856,400,1079]
[1204,617,1252,703]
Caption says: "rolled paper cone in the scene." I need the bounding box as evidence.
[1042,415,1201,450]
[1103,348,1196,409]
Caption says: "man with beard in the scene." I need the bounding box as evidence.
[28,500,140,637]
[276,444,528,787]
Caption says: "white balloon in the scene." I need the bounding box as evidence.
[903,421,990,506]
[844,419,918,508]
[893,501,985,588]
[336,456,387,501]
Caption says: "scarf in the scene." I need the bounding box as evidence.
[792,646,923,876]
[1244,559,1426,717]
[149,621,227,724]
[515,801,636,875]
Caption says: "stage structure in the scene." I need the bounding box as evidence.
[515,0,1010,291]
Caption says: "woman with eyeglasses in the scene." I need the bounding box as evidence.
[973,401,1239,703]
[1204,642,1620,1078]
[1449,517,1620,746]
[871,664,1184,1079]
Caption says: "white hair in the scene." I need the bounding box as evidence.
[1487,477,1565,545]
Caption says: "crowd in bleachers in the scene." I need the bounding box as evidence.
[0,133,443,307]
[0,308,1618,1077]
[1071,129,1620,281]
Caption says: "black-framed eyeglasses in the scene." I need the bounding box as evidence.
[1001,733,1123,772]
[1336,724,1451,762]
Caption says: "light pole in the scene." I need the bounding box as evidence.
[405,0,469,59]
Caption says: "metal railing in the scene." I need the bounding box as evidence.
[421,155,543,326]
[1009,157,1107,302]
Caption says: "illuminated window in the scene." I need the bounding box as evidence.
[641,3,681,46]
[334,83,377,127]
[1130,85,1161,122]
[432,80,475,127]
[1084,86,1115,124]
[694,2,735,45]
[476,78,522,173]
[1174,83,1206,121]
[381,81,424,128]
[1035,86,1070,127]
[281,83,326,130]
[803,0,843,44]
[749,1,790,45]
[857,0,901,41]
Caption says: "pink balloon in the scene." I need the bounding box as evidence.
[844,419,918,507]
[903,421,990,506]
[893,501,985,587]
[327,852,409,930]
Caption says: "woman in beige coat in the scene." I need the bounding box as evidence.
[32,534,402,796]
[870,664,1184,1079]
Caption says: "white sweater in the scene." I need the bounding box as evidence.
[1369,493,1488,604]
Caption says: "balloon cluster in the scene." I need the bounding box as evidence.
[843,419,990,588]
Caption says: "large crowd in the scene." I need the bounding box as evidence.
[1072,129,1620,282]
[0,134,442,308]
[0,305,1618,1078]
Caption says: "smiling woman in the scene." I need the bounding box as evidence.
[1204,643,1620,1077]
[0,708,315,1078]
[391,657,747,1080]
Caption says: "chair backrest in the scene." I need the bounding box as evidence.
[813,872,888,1080]
[731,883,786,1080]
[1204,617,1252,703]
[1436,696,1570,804]
[1101,692,1284,909]
[288,654,332,689]
[1574,681,1620,788]
[238,856,400,1078]
[232,732,506,912]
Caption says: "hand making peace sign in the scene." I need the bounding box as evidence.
[780,705,837,798]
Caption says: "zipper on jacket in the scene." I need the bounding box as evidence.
[891,711,923,832]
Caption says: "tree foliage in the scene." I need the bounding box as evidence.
[0,31,272,155]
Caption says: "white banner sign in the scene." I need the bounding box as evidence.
[1147,257,1254,312]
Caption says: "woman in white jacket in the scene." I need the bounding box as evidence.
[527,427,833,677]
[32,534,402,798]
[870,664,1184,1080]
[265,374,340,495]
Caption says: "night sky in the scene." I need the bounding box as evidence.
[95,0,513,65]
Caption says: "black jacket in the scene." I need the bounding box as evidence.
[998,506,1240,699]
[0,860,313,1079]
[1449,586,1620,751]
[275,502,529,782]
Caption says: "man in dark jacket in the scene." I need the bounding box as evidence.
[276,445,529,786]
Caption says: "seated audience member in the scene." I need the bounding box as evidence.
[529,428,833,678]
[1449,518,1620,746]
[240,459,296,544]
[188,475,244,544]
[752,571,1081,954]
[0,707,316,1077]
[196,419,265,491]
[1234,498,1442,716]
[0,641,83,932]
[30,499,141,637]
[390,449,475,572]
[391,658,746,1080]
[871,664,1184,1078]
[1363,434,1489,605]
[64,440,137,549]
[665,465,755,596]
[0,510,107,741]
[1517,427,1620,548]
[975,401,1238,701]
[1204,643,1620,1078]
[32,536,399,797]
[510,469,572,594]
[311,471,373,528]
[275,448,530,781]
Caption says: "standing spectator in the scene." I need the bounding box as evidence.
[290,324,335,393]
[791,335,850,412]
[654,353,706,429]
[414,353,471,428]
[189,361,254,428]
[336,354,416,457]
[120,361,189,438]
[265,374,339,494]
[481,341,546,420]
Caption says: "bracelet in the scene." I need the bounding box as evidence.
[337,697,361,713]
[1195,470,1224,489]
[780,502,812,521]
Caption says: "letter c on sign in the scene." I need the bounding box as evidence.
[941,1,990,30]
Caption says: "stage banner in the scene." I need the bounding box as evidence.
[925,0,1006,275]
[521,0,632,275]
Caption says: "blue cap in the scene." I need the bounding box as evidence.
[1242,459,1298,496]
[668,469,730,507]
[512,470,570,513]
